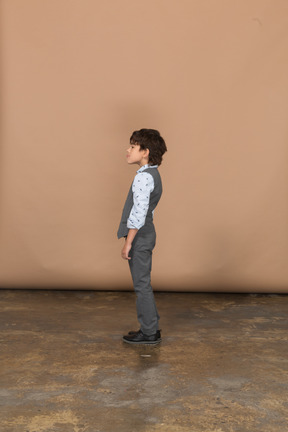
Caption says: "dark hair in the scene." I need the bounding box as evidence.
[130,129,167,166]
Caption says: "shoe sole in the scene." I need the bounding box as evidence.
[122,337,162,345]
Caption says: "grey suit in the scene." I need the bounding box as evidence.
[117,167,163,335]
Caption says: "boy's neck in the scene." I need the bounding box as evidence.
[139,160,149,167]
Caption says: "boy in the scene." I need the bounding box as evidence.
[117,129,167,345]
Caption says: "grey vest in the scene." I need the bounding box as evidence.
[117,167,163,239]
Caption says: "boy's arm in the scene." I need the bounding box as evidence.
[127,172,154,229]
[121,229,138,260]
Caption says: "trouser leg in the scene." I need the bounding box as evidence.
[128,230,159,336]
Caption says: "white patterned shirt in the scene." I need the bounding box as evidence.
[127,164,158,230]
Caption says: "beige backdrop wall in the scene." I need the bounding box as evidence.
[1,0,288,291]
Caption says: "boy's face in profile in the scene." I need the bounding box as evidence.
[126,143,149,167]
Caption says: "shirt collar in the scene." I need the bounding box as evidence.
[137,164,158,174]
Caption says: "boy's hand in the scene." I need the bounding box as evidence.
[121,229,138,260]
[121,241,132,260]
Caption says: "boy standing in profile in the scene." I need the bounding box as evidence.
[117,129,167,345]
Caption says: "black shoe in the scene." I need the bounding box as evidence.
[128,329,162,339]
[123,330,161,345]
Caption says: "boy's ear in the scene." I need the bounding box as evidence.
[144,148,150,159]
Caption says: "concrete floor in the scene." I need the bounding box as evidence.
[0,290,287,432]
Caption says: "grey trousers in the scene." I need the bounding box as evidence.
[128,229,160,336]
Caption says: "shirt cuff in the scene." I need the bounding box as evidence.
[127,219,142,230]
